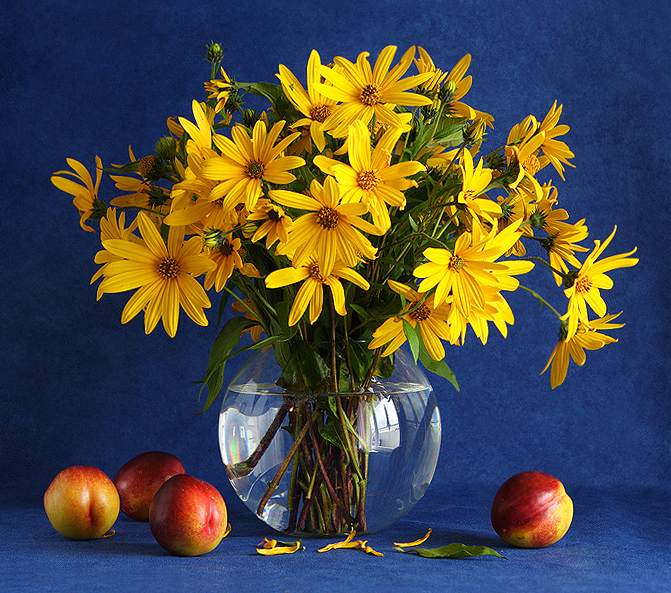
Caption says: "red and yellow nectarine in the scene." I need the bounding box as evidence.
[44,465,120,540]
[491,471,573,548]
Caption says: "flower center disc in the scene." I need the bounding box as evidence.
[522,154,541,175]
[309,104,331,123]
[220,241,235,257]
[316,207,340,230]
[267,208,282,222]
[246,160,265,179]
[575,275,593,295]
[409,303,431,322]
[158,257,180,279]
[360,84,382,106]
[357,169,380,190]
[308,261,325,282]
[449,255,465,270]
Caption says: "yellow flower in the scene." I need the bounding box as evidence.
[496,189,535,256]
[413,220,526,316]
[442,54,478,120]
[51,157,104,232]
[201,120,305,212]
[277,50,338,152]
[541,220,590,285]
[368,280,451,361]
[536,101,575,180]
[91,208,139,299]
[506,118,546,198]
[452,149,501,225]
[205,67,234,114]
[271,176,381,276]
[315,45,434,137]
[203,236,244,292]
[97,212,216,337]
[541,313,625,389]
[414,47,447,94]
[314,120,425,230]
[563,226,638,338]
[265,257,369,326]
[247,198,292,249]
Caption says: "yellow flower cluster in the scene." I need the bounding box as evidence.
[51,44,637,389]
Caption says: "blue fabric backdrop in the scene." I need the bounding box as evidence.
[1,0,669,591]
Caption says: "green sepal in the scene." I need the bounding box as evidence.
[394,543,505,559]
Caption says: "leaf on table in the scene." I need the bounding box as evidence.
[394,542,505,559]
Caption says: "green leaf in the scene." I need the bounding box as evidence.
[394,543,505,559]
[239,81,284,106]
[318,418,347,450]
[348,303,369,319]
[408,214,419,232]
[215,290,231,330]
[402,319,420,364]
[418,342,460,391]
[197,316,257,413]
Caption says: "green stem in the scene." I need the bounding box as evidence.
[518,285,564,321]
[256,420,310,516]
[113,206,167,217]
[328,292,338,393]
[521,256,568,280]
[306,409,354,525]
[336,397,363,482]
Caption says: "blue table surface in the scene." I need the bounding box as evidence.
[2,483,669,593]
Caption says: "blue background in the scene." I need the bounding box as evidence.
[1,0,669,591]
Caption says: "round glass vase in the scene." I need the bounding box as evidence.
[218,346,441,536]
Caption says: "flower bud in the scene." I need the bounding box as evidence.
[438,80,457,105]
[155,137,177,162]
[243,109,259,128]
[203,228,227,248]
[205,42,224,64]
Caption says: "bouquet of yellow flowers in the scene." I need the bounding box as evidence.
[52,44,638,535]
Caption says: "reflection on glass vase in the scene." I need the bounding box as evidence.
[218,347,441,536]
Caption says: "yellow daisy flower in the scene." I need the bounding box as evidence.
[271,176,381,276]
[413,220,526,315]
[51,157,104,232]
[248,198,292,249]
[368,280,451,361]
[91,208,139,299]
[563,226,638,338]
[542,221,590,286]
[315,45,434,137]
[98,212,216,337]
[451,149,501,225]
[442,54,477,119]
[277,50,338,153]
[541,313,625,389]
[314,120,426,230]
[536,101,575,180]
[506,118,546,198]
[203,236,244,292]
[205,67,234,114]
[179,100,217,158]
[414,46,448,94]
[265,257,369,326]
[201,120,305,212]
